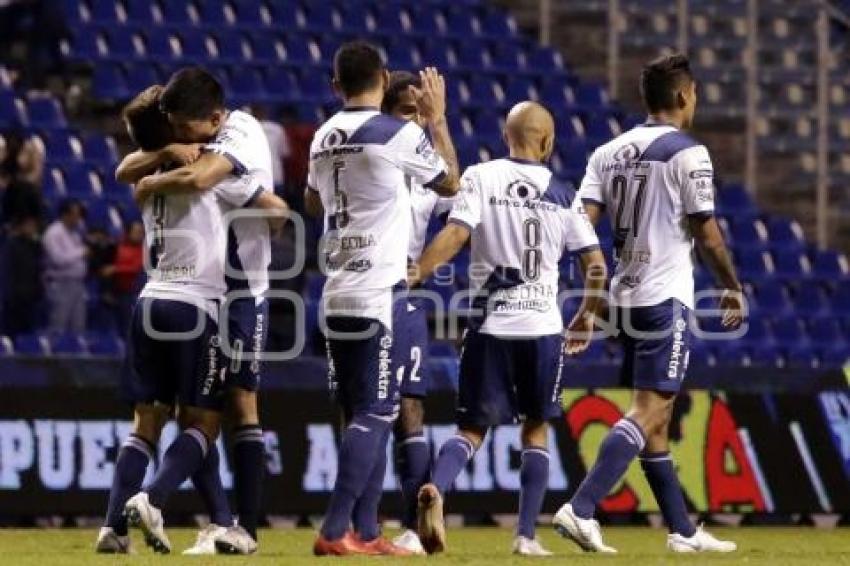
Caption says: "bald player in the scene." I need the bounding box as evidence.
[409,102,607,556]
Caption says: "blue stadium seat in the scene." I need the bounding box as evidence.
[105,28,145,61]
[730,219,766,250]
[284,34,321,65]
[86,332,125,357]
[214,30,249,63]
[740,315,773,347]
[64,29,106,61]
[62,164,102,198]
[299,70,335,104]
[92,63,129,100]
[199,0,234,26]
[456,42,491,71]
[82,134,118,168]
[87,199,124,236]
[766,217,805,251]
[103,178,134,208]
[716,183,757,216]
[143,29,181,62]
[267,0,306,30]
[482,9,516,38]
[179,30,216,63]
[750,343,782,367]
[772,251,810,280]
[14,334,50,356]
[160,0,198,26]
[554,113,585,143]
[61,0,90,26]
[466,76,501,107]
[503,77,536,104]
[820,348,849,368]
[785,343,818,368]
[559,138,590,174]
[410,5,443,36]
[263,70,300,102]
[44,133,82,166]
[445,7,479,37]
[27,97,67,130]
[229,68,266,103]
[491,43,525,73]
[811,250,849,281]
[384,39,419,70]
[793,285,829,316]
[808,316,845,344]
[429,341,456,357]
[43,167,67,201]
[250,34,287,64]
[539,77,575,109]
[90,0,122,24]
[0,335,12,356]
[0,92,24,128]
[471,110,503,146]
[233,0,271,27]
[419,43,455,69]
[49,333,88,356]
[575,83,608,112]
[528,46,565,74]
[125,0,160,25]
[772,315,807,346]
[124,64,162,96]
[831,285,850,315]
[753,282,792,314]
[339,3,373,33]
[735,249,772,281]
[585,113,620,145]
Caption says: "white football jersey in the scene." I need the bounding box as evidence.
[449,158,599,337]
[408,179,454,261]
[206,109,274,299]
[308,107,448,329]
[578,123,715,309]
[140,177,261,317]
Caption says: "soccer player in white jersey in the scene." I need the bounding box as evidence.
[410,102,607,556]
[380,70,456,556]
[552,54,743,554]
[96,83,285,555]
[305,42,460,556]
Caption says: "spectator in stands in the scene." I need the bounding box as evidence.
[252,104,290,192]
[1,131,44,227]
[43,198,88,334]
[104,220,145,335]
[1,215,43,336]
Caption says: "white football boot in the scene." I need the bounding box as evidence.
[182,524,227,555]
[512,536,554,557]
[552,503,617,553]
[124,492,172,554]
[94,527,132,554]
[392,529,427,555]
[215,525,259,555]
[667,525,737,553]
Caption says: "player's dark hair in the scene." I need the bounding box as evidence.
[640,53,694,113]
[58,197,83,217]
[122,85,172,151]
[159,66,225,119]
[333,41,385,98]
[381,71,420,113]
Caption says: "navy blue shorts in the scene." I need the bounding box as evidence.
[122,297,224,411]
[396,302,430,399]
[456,330,565,427]
[618,298,691,393]
[224,297,268,392]
[325,307,405,418]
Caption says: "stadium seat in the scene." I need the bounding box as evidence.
[456,42,491,71]
[730,219,767,250]
[750,343,783,367]
[43,133,83,166]
[754,282,792,314]
[90,0,123,24]
[735,249,772,281]
[772,251,810,280]
[446,7,479,37]
[87,199,124,236]
[143,29,181,62]
[0,92,25,128]
[26,97,67,130]
[0,336,13,356]
[772,315,808,346]
[716,183,757,216]
[124,0,160,25]
[831,285,850,315]
[482,9,517,38]
[233,0,271,27]
[199,0,235,26]
[160,0,199,26]
[49,333,88,356]
[299,70,335,104]
[13,334,50,356]
[86,332,125,357]
[124,64,162,97]
[82,134,118,168]
[503,77,537,104]
[811,250,849,281]
[793,285,829,316]
[62,164,103,198]
[179,30,217,63]
[766,217,805,251]
[419,43,455,69]
[105,28,145,61]
[284,34,321,65]
[785,343,818,368]
[808,316,845,345]
[230,67,265,103]
[92,63,129,100]
[250,33,287,64]
[575,83,608,112]
[214,30,250,63]
[740,316,773,348]
[263,70,300,102]
[539,77,575,109]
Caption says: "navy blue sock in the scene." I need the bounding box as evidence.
[396,433,431,530]
[570,417,646,519]
[640,451,696,537]
[320,414,393,541]
[352,426,391,542]
[233,425,265,541]
[105,434,154,536]
[191,443,233,527]
[432,435,475,495]
[146,428,209,510]
[517,448,549,539]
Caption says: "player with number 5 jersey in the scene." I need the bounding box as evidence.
[305,42,460,557]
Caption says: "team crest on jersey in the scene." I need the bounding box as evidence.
[505,180,542,201]
[614,143,641,162]
[320,128,349,149]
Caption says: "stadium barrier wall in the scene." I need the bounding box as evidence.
[0,358,848,521]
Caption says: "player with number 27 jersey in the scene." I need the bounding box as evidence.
[578,123,715,310]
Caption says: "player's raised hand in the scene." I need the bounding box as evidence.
[410,67,446,123]
[720,288,744,329]
[164,143,203,165]
[564,309,595,356]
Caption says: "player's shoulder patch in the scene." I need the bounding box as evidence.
[540,175,576,209]
[348,114,407,145]
[638,130,701,163]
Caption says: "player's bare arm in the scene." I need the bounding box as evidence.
[411,67,460,197]
[409,221,470,287]
[250,191,289,231]
[580,201,604,226]
[689,215,744,328]
[304,187,324,218]
[115,143,202,184]
[565,248,607,355]
[133,152,234,204]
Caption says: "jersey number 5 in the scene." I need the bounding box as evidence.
[332,160,350,229]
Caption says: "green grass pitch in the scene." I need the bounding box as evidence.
[1,527,848,565]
